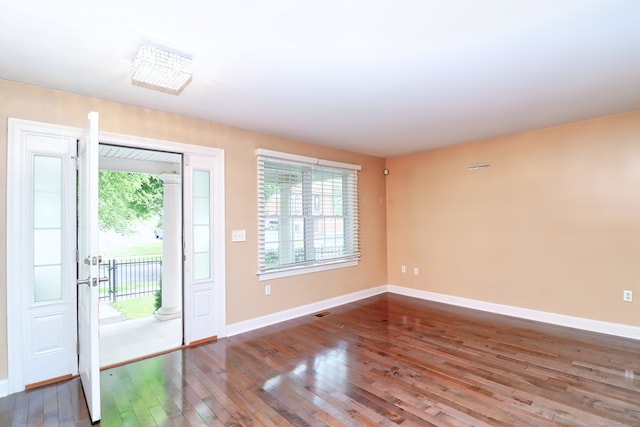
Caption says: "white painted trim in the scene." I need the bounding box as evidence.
[212,155,227,340]
[225,285,387,337]
[102,131,227,341]
[7,118,83,395]
[182,153,227,343]
[0,379,8,398]
[102,131,227,345]
[6,119,227,394]
[226,284,640,341]
[7,118,26,394]
[387,285,640,340]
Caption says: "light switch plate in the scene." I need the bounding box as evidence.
[231,229,246,242]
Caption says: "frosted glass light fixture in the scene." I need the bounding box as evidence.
[131,45,192,95]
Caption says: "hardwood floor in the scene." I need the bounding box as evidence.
[2,293,640,426]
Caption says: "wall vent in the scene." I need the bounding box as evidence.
[314,311,333,318]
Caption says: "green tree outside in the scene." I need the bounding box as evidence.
[98,171,164,234]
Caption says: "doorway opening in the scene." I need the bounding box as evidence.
[7,117,226,398]
[97,144,183,367]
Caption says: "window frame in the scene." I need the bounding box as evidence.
[257,149,361,280]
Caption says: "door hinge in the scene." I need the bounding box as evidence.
[74,140,80,170]
[76,250,79,263]
[76,341,80,355]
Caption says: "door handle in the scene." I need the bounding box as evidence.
[83,255,103,265]
[77,277,108,287]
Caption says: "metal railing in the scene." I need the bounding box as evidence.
[99,256,162,302]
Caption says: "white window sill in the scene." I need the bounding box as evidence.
[258,260,358,281]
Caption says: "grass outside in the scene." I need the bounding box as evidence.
[101,242,162,259]
[102,233,162,320]
[110,295,156,320]
[99,281,160,297]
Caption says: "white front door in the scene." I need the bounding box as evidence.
[77,112,102,423]
[7,119,226,398]
[7,119,79,393]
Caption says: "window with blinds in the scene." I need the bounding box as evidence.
[257,149,360,278]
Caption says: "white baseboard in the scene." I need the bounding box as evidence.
[225,284,640,341]
[225,285,387,337]
[0,379,8,398]
[388,285,640,340]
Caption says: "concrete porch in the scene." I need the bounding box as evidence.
[99,302,182,367]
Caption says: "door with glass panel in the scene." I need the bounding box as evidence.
[183,154,222,343]
[7,115,101,423]
[21,126,78,386]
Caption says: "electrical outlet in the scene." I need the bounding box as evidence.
[623,290,632,302]
[401,265,406,273]
[413,267,419,275]
[265,285,271,296]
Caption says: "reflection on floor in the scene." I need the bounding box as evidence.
[99,302,182,367]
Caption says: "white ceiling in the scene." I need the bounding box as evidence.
[1,1,639,157]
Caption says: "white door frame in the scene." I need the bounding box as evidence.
[99,131,227,345]
[6,120,227,394]
[7,119,81,395]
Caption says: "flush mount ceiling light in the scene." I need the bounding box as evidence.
[131,45,192,95]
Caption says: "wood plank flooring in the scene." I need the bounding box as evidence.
[2,293,640,426]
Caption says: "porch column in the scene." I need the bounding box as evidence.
[155,173,182,321]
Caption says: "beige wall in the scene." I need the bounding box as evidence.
[387,110,640,327]
[3,77,639,385]
[0,79,388,380]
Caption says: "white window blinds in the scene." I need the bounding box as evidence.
[257,149,360,276]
